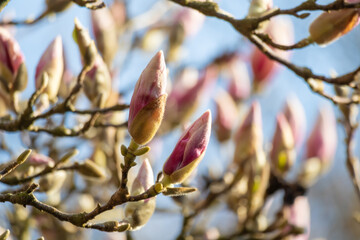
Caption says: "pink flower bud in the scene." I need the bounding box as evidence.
[227,59,251,102]
[83,55,111,107]
[125,159,155,230]
[109,0,126,29]
[0,27,26,91]
[164,66,217,130]
[270,114,295,175]
[283,95,306,149]
[35,36,64,102]
[234,102,263,163]
[162,110,212,185]
[91,7,118,66]
[309,8,360,46]
[247,0,273,18]
[306,106,337,167]
[174,8,205,37]
[287,196,310,240]
[28,153,55,167]
[214,90,238,142]
[128,51,167,145]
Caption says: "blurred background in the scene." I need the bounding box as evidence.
[0,0,360,239]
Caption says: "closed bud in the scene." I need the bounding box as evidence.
[83,55,111,107]
[174,8,205,38]
[0,27,27,93]
[284,196,310,240]
[0,229,10,240]
[162,110,211,186]
[306,106,337,171]
[76,159,107,180]
[247,0,273,18]
[125,159,156,230]
[91,7,118,66]
[234,102,263,163]
[309,6,360,46]
[128,51,167,145]
[227,59,251,102]
[28,153,54,167]
[109,0,126,30]
[39,170,67,194]
[214,90,238,142]
[35,36,64,102]
[282,95,306,149]
[270,114,296,176]
[73,18,97,66]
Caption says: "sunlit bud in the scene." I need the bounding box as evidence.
[270,114,296,176]
[141,28,167,52]
[251,17,293,90]
[298,157,322,187]
[76,159,107,180]
[91,7,118,66]
[39,170,67,194]
[83,55,111,107]
[35,36,64,102]
[163,66,217,131]
[46,0,72,13]
[162,110,211,186]
[285,196,310,240]
[306,106,337,170]
[0,27,27,93]
[73,18,98,66]
[247,0,273,18]
[214,90,238,142]
[283,95,306,149]
[227,59,251,102]
[309,9,360,46]
[125,159,156,230]
[128,51,167,145]
[234,102,263,163]
[28,153,54,167]
[174,8,205,37]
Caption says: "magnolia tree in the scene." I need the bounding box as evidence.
[0,0,359,239]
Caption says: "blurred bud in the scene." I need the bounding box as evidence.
[234,102,263,163]
[163,66,217,131]
[247,0,273,18]
[83,55,111,107]
[0,27,27,93]
[39,170,67,194]
[46,0,72,13]
[35,36,64,102]
[125,159,156,230]
[76,159,107,180]
[73,18,97,66]
[141,28,167,52]
[109,0,126,30]
[58,68,75,99]
[285,196,310,240]
[0,229,10,240]
[309,9,360,46]
[251,17,293,90]
[227,59,251,102]
[128,51,167,145]
[282,95,306,149]
[174,8,205,37]
[204,228,220,240]
[162,110,211,186]
[297,157,322,187]
[270,114,296,176]
[28,153,54,167]
[306,106,337,171]
[214,90,238,142]
[91,7,118,66]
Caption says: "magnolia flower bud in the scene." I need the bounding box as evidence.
[214,90,238,142]
[309,8,360,46]
[28,153,55,167]
[91,7,118,66]
[174,8,205,37]
[83,55,111,107]
[128,51,167,145]
[227,59,251,102]
[270,114,296,176]
[125,159,156,230]
[39,170,67,194]
[306,106,337,171]
[283,95,306,149]
[35,36,64,102]
[109,0,126,30]
[76,159,107,180]
[233,102,263,163]
[247,0,273,18]
[285,196,310,240]
[73,18,97,66]
[0,27,27,93]
[162,110,211,186]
